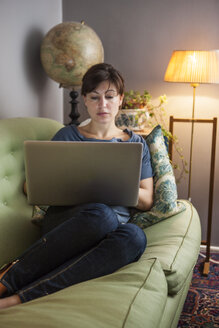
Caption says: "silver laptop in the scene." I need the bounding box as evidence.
[24,141,142,207]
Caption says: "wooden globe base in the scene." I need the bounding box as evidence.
[69,90,80,125]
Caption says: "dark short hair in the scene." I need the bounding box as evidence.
[81,63,124,96]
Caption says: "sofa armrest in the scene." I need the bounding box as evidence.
[0,117,63,267]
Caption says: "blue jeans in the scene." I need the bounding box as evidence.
[1,203,146,303]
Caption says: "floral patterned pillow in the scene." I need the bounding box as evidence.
[130,125,185,229]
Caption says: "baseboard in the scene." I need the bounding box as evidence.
[200,245,219,253]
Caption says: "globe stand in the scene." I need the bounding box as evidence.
[69,90,80,125]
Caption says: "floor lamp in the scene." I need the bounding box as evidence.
[164,50,219,275]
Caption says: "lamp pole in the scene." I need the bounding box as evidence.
[188,83,199,201]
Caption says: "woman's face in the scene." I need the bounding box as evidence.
[83,81,124,125]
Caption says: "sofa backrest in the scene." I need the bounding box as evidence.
[0,117,63,267]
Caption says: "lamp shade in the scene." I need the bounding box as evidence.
[164,50,219,84]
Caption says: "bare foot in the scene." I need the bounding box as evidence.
[0,295,21,310]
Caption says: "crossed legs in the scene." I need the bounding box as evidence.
[0,203,146,309]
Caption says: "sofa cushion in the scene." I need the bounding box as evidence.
[0,258,167,328]
[141,200,201,295]
[130,125,185,228]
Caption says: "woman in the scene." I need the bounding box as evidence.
[0,63,153,309]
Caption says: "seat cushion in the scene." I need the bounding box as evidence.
[0,258,167,328]
[141,200,201,294]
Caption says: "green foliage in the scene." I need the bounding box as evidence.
[123,90,151,109]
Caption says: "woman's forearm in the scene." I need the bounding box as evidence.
[136,187,153,211]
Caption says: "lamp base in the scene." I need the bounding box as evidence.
[203,261,210,276]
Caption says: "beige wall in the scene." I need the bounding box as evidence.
[0,0,63,122]
[63,0,219,246]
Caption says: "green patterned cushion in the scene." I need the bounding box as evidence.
[130,125,185,228]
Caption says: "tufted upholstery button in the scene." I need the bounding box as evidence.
[3,202,7,206]
[4,176,9,180]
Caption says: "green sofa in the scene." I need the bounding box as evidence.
[0,117,201,328]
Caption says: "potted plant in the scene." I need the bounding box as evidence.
[116,90,171,136]
[116,90,188,183]
[116,90,151,130]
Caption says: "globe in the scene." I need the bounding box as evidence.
[40,21,104,87]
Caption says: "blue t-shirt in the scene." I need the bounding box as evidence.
[52,125,153,223]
